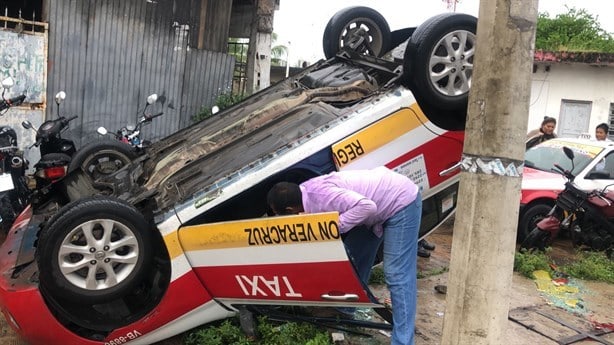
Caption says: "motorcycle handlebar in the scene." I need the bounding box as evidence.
[147,112,164,120]
[0,94,26,112]
[63,115,78,123]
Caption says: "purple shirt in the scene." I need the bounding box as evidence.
[299,166,419,236]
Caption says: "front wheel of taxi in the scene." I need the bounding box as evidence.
[37,196,152,304]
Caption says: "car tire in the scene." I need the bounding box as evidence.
[69,140,137,181]
[37,196,152,304]
[322,6,391,59]
[518,203,552,242]
[403,13,477,111]
[520,227,552,251]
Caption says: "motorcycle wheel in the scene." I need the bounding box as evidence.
[520,227,553,251]
[37,196,152,304]
[69,140,137,181]
[518,203,552,242]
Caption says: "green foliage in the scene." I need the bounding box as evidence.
[256,316,332,345]
[184,316,332,345]
[192,92,246,123]
[368,266,386,285]
[184,319,250,345]
[560,251,614,284]
[417,266,449,279]
[514,249,554,279]
[536,7,614,52]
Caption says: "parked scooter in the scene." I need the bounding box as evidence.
[96,93,163,152]
[22,91,79,188]
[0,77,27,233]
[521,146,614,256]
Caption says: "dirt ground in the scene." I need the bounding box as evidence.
[1,217,612,344]
[341,217,614,345]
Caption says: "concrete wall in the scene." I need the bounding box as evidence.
[529,63,614,138]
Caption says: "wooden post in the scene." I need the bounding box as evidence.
[441,0,539,344]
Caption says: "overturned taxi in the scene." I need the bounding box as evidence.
[0,7,475,344]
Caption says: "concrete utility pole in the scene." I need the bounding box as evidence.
[441,1,538,344]
[246,0,276,94]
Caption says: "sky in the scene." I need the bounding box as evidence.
[273,0,614,66]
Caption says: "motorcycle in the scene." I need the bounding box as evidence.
[22,91,137,185]
[96,93,163,152]
[0,77,27,233]
[22,91,79,189]
[521,146,614,255]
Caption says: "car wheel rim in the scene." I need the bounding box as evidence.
[429,29,476,97]
[58,219,139,291]
[338,17,384,56]
[84,151,130,179]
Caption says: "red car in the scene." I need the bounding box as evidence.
[0,8,475,344]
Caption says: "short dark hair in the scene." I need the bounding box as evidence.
[541,116,556,126]
[267,182,302,215]
[597,122,609,132]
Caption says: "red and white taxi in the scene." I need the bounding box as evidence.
[0,8,475,345]
[519,138,614,240]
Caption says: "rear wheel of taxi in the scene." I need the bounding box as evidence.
[518,203,552,242]
[403,13,477,111]
[323,6,391,59]
[37,196,152,304]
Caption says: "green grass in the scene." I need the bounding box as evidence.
[514,248,554,279]
[368,266,386,285]
[184,316,332,345]
[417,266,449,279]
[368,265,449,284]
[559,251,614,284]
[514,248,613,283]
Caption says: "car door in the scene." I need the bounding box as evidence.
[176,211,376,308]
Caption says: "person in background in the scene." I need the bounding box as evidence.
[267,166,421,345]
[595,123,610,141]
[526,116,557,149]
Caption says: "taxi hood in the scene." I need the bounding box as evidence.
[522,166,565,191]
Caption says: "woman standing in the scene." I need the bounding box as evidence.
[526,116,557,149]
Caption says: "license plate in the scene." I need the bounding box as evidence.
[0,173,14,192]
[441,193,454,213]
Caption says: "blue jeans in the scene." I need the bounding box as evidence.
[383,192,421,345]
[342,224,384,284]
[338,225,384,316]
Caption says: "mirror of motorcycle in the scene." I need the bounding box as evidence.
[97,127,108,135]
[22,120,34,130]
[563,146,575,173]
[211,106,219,115]
[563,147,575,160]
[1,77,14,90]
[55,91,66,105]
[146,94,158,105]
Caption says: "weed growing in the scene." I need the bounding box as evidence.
[514,248,613,283]
[417,266,449,279]
[192,92,246,122]
[514,249,554,279]
[368,266,386,285]
[560,251,614,284]
[184,316,332,345]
